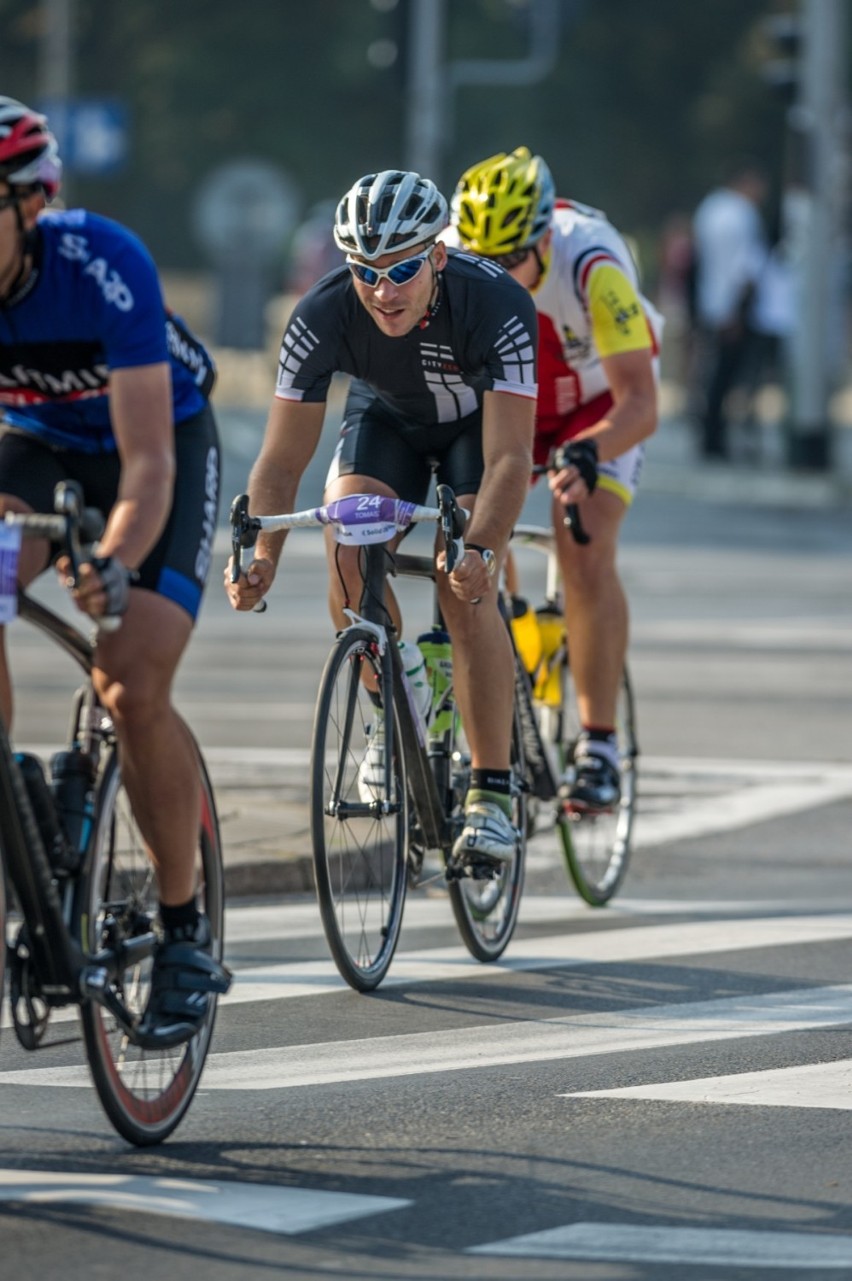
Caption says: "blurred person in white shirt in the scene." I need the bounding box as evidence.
[692,163,768,459]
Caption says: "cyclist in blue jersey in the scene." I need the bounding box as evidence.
[226,169,538,865]
[0,97,230,1040]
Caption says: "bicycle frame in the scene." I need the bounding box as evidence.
[232,489,465,860]
[2,556,159,1038]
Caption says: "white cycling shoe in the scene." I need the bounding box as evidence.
[452,800,518,865]
[357,713,385,802]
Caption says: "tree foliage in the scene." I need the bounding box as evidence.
[0,0,818,275]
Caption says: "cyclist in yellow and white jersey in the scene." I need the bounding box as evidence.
[448,147,662,810]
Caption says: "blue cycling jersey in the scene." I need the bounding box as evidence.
[0,208,215,452]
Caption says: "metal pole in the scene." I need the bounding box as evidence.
[37,0,74,204]
[405,0,446,183]
[788,0,846,470]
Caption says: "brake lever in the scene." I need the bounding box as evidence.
[229,493,261,584]
[229,492,267,613]
[564,502,591,545]
[436,483,466,573]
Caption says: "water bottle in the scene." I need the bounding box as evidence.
[398,639,432,731]
[15,752,73,874]
[534,604,566,709]
[50,748,96,869]
[417,629,454,736]
[509,596,542,676]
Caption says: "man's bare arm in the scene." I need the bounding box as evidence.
[463,389,535,554]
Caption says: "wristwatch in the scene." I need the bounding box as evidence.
[466,544,497,577]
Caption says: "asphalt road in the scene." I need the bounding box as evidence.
[2,410,852,1279]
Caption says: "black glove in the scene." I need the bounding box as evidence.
[551,439,599,494]
[90,555,134,617]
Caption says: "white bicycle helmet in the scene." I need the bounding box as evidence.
[333,170,448,260]
[0,96,62,198]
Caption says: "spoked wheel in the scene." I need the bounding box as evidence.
[79,744,225,1146]
[446,704,527,962]
[310,630,408,992]
[543,658,638,906]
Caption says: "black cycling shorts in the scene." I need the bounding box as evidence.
[0,405,220,621]
[328,380,485,504]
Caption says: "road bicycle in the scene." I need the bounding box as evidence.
[508,513,638,906]
[0,482,225,1146]
[230,485,527,992]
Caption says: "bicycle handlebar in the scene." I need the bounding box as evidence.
[229,488,470,599]
[3,482,120,630]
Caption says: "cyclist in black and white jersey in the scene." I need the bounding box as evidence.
[226,169,538,864]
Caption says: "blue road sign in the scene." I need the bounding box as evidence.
[39,98,129,175]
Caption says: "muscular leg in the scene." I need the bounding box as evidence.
[438,492,513,772]
[555,486,628,731]
[91,590,199,906]
[322,473,404,634]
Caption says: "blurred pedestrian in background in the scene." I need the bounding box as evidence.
[692,162,769,459]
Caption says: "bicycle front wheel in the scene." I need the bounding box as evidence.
[447,704,527,962]
[79,743,225,1146]
[545,659,638,906]
[310,630,408,991]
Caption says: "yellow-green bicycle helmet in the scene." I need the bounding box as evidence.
[451,146,555,257]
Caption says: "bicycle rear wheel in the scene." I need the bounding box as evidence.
[310,629,408,991]
[79,742,225,1146]
[543,656,638,906]
[446,704,527,962]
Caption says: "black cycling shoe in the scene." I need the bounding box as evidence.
[565,750,621,813]
[135,914,232,1050]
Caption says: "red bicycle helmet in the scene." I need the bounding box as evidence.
[0,97,62,199]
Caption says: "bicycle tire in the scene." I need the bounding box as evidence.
[0,842,5,1042]
[310,629,408,991]
[545,657,638,906]
[79,742,225,1146]
[446,702,527,962]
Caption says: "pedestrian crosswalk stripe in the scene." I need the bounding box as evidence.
[470,1222,852,1268]
[568,1057,852,1110]
[0,1170,409,1235]
[5,982,852,1093]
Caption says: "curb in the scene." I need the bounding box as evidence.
[224,854,315,899]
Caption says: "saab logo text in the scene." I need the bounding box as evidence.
[58,233,135,312]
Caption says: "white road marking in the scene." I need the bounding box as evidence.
[0,1170,409,1235]
[470,1222,852,1268]
[5,897,828,1032]
[218,911,852,1004]
[16,749,851,850]
[627,748,850,850]
[6,980,852,1093]
[569,1058,852,1110]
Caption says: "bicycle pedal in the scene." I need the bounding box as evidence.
[446,856,500,881]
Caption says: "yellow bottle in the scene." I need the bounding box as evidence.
[534,604,565,708]
[509,596,542,676]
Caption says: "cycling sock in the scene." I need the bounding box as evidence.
[579,727,619,770]
[160,897,201,939]
[468,769,512,818]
